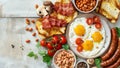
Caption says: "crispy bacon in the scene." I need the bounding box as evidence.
[42,18,51,29]
[54,2,75,16]
[42,16,67,29]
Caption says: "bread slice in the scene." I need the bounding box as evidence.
[115,0,120,9]
[100,1,120,23]
[108,0,120,9]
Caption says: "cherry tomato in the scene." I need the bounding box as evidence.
[75,38,84,45]
[47,42,53,49]
[86,18,93,25]
[52,36,59,44]
[48,49,55,57]
[60,36,67,44]
[55,44,62,50]
[77,45,83,52]
[40,40,46,47]
[93,16,101,23]
[95,23,102,29]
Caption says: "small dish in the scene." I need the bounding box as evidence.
[75,59,90,68]
[72,0,99,13]
[52,49,76,68]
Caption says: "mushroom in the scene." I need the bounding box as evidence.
[36,6,48,17]
[43,1,53,6]
[87,58,95,65]
[43,1,53,14]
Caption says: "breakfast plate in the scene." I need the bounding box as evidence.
[0,0,120,68]
[66,13,111,58]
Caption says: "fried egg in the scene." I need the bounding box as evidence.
[69,17,106,58]
[69,17,91,46]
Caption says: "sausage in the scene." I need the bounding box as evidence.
[105,38,120,68]
[101,28,118,61]
[105,58,120,68]
[101,38,120,67]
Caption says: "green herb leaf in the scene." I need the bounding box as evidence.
[34,54,38,59]
[43,54,52,66]
[36,42,40,48]
[62,44,69,50]
[27,51,35,57]
[27,51,38,59]
[95,58,101,68]
[38,50,46,56]
[116,27,120,37]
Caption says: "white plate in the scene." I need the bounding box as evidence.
[66,13,111,58]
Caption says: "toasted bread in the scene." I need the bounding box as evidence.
[109,0,120,9]
[101,1,120,19]
[96,0,120,23]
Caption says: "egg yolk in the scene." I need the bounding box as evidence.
[92,31,103,42]
[82,40,93,51]
[74,25,85,36]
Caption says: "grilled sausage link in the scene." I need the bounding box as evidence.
[101,37,120,67]
[105,38,120,68]
[101,28,118,61]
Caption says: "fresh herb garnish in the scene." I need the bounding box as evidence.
[38,50,46,56]
[43,54,52,66]
[95,58,101,68]
[116,27,120,37]
[36,42,40,48]
[27,51,38,59]
[62,44,69,50]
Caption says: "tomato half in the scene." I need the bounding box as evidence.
[77,45,83,52]
[93,16,101,23]
[86,18,93,25]
[95,23,102,29]
[75,38,84,45]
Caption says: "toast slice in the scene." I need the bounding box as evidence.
[96,0,120,23]
[101,1,120,19]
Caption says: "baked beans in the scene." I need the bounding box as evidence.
[75,0,96,12]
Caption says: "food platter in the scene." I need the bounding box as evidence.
[0,0,120,68]
[66,13,111,58]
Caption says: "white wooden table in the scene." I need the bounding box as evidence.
[0,0,120,68]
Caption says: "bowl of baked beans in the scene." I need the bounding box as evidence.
[72,0,99,13]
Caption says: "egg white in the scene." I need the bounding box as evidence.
[69,17,106,58]
[69,18,91,46]
[80,25,106,57]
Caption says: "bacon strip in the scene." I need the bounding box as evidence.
[42,16,67,29]
[54,2,75,16]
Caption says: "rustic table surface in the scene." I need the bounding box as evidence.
[0,0,120,68]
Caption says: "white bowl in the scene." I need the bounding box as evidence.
[52,49,76,68]
[72,0,99,13]
[75,59,90,68]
